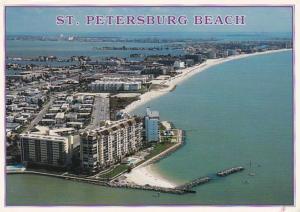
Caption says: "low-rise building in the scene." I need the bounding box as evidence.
[173,60,185,69]
[88,80,142,92]
[55,112,65,124]
[40,119,56,126]
[67,122,83,129]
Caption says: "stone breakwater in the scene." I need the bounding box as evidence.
[108,182,194,195]
[176,177,211,190]
[217,166,245,177]
[109,166,245,194]
[7,166,245,195]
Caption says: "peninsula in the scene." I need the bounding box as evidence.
[6,35,292,193]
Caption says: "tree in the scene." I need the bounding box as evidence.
[127,166,132,173]
[38,99,43,108]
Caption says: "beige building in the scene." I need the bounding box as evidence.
[19,133,73,167]
[80,117,143,172]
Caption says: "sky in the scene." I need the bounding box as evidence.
[6,6,293,35]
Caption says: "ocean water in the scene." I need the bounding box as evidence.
[8,31,292,41]
[6,50,293,205]
[6,31,292,59]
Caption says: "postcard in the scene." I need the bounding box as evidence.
[2,2,297,211]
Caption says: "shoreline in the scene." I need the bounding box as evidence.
[121,48,291,188]
[123,48,291,114]
[123,130,184,188]
[123,165,178,188]
[7,49,292,192]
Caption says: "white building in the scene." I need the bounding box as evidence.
[80,117,143,172]
[145,108,160,142]
[173,60,185,69]
[19,133,73,167]
[55,112,65,124]
[101,75,149,84]
[88,80,142,92]
[208,50,217,59]
[228,49,238,56]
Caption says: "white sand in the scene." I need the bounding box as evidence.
[123,49,291,114]
[124,164,177,188]
[121,48,291,188]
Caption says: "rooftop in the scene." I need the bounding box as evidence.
[146,108,159,118]
[20,133,68,142]
[55,112,65,119]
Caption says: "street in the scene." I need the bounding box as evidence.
[24,96,54,132]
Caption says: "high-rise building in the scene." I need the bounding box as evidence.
[19,133,73,167]
[145,108,160,142]
[80,117,143,172]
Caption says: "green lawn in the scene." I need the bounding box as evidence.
[98,164,129,179]
[144,142,175,161]
[98,142,175,179]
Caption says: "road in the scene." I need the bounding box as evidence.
[24,92,110,132]
[24,97,54,132]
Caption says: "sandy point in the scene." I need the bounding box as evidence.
[123,165,178,188]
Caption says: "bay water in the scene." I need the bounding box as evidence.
[6,50,293,205]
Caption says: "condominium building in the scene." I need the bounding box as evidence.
[208,50,217,59]
[228,49,239,56]
[19,133,73,167]
[80,117,143,172]
[145,108,160,142]
[88,80,142,92]
[101,75,149,84]
[173,60,185,69]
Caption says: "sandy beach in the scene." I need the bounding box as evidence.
[123,48,291,114]
[121,48,291,189]
[124,164,178,188]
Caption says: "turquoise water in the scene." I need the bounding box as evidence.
[6,50,293,205]
[133,50,293,204]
